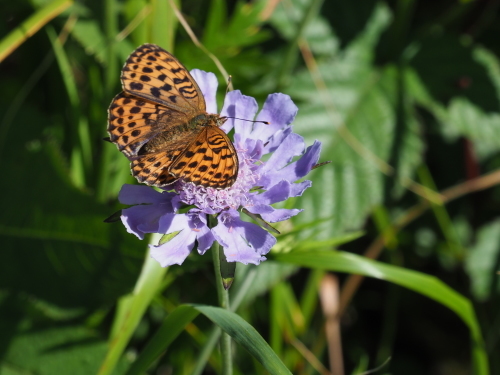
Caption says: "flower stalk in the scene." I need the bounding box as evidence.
[210,216,233,375]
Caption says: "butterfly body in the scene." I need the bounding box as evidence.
[108,44,238,189]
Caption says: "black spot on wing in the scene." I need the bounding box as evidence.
[151,87,161,98]
[173,77,189,84]
[129,82,143,91]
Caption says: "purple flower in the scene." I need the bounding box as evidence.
[119,70,322,266]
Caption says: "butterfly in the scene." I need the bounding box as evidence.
[107,44,238,189]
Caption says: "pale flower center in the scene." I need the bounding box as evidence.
[177,149,260,213]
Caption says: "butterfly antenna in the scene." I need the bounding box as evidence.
[226,75,232,95]
[226,117,270,125]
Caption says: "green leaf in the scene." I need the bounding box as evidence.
[0,324,129,375]
[100,239,167,375]
[149,0,176,48]
[192,305,292,374]
[204,0,270,50]
[126,304,292,375]
[47,26,93,188]
[232,262,297,310]
[443,97,500,160]
[124,305,200,375]
[270,0,339,57]
[288,4,396,234]
[465,219,500,301]
[123,0,149,46]
[274,250,489,375]
[71,19,107,64]
[377,65,425,199]
[0,135,143,308]
[288,233,365,252]
[0,0,73,62]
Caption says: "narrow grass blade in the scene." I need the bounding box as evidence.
[0,0,73,62]
[126,304,292,375]
[274,250,489,375]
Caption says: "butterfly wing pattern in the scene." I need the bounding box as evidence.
[107,44,239,189]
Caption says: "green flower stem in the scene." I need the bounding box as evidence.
[212,243,233,375]
[209,215,232,375]
[191,267,259,375]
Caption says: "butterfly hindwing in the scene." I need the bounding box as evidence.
[131,150,181,187]
[169,126,239,189]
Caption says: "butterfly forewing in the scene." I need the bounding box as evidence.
[109,92,166,158]
[121,44,205,113]
[108,44,239,189]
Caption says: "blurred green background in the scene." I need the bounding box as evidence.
[1,0,500,374]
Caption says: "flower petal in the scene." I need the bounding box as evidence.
[246,203,302,223]
[119,184,175,205]
[252,180,292,205]
[290,180,312,197]
[191,69,218,114]
[150,231,195,267]
[121,204,168,240]
[261,208,302,223]
[187,210,215,254]
[220,90,258,135]
[253,93,298,142]
[294,140,322,179]
[235,137,264,162]
[260,133,305,175]
[260,141,322,187]
[150,214,196,267]
[263,125,293,154]
[212,209,276,265]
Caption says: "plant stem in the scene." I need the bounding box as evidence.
[209,215,232,375]
[191,267,258,375]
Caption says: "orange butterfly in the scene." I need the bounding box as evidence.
[107,44,238,189]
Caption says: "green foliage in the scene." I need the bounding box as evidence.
[465,220,500,301]
[2,0,500,374]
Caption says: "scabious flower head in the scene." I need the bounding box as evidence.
[119,70,322,266]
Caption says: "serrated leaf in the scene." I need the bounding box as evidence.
[270,0,339,56]
[287,4,395,234]
[443,97,500,160]
[464,220,500,301]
